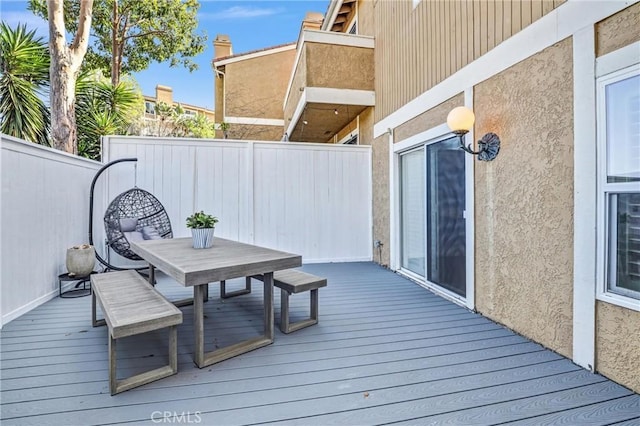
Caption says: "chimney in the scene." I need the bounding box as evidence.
[213,34,232,59]
[155,85,173,105]
[301,12,324,32]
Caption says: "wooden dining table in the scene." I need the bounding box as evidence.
[130,237,302,368]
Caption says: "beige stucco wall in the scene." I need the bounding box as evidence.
[225,124,283,142]
[225,48,295,120]
[372,133,390,266]
[595,2,640,57]
[474,37,574,358]
[306,43,375,91]
[394,94,464,142]
[596,302,640,393]
[593,3,640,394]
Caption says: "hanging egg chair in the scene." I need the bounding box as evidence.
[89,158,172,271]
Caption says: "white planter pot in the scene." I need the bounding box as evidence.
[191,228,215,249]
[66,245,96,277]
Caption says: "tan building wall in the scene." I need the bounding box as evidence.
[216,46,295,141]
[373,0,565,122]
[372,133,390,266]
[394,94,464,143]
[224,124,284,142]
[306,43,375,91]
[474,37,574,358]
[593,3,640,394]
[224,48,295,120]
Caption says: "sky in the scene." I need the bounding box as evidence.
[0,0,330,111]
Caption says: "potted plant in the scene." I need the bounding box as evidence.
[186,211,219,248]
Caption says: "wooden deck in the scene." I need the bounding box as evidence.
[1,262,638,425]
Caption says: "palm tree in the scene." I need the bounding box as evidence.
[0,22,50,145]
[75,72,143,160]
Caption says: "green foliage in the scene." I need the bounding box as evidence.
[0,22,50,145]
[133,101,215,138]
[75,71,144,160]
[186,211,218,229]
[29,0,207,83]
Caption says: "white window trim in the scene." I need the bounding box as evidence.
[595,43,640,312]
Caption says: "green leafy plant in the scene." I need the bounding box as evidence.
[186,211,218,229]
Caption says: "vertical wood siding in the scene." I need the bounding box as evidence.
[1,137,103,326]
[105,137,373,264]
[374,0,566,122]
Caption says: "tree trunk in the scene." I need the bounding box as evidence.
[110,0,119,86]
[49,57,78,153]
[47,0,93,154]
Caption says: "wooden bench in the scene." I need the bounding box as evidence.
[91,270,183,395]
[223,269,327,334]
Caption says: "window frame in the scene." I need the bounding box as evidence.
[596,62,640,311]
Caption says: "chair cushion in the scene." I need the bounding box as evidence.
[119,218,138,232]
[142,226,162,240]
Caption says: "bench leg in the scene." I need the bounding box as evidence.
[109,325,179,395]
[279,288,319,334]
[220,277,252,299]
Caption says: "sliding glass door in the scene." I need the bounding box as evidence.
[426,138,466,296]
[400,149,425,276]
[400,136,467,297]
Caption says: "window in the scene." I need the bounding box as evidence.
[145,101,156,115]
[597,65,640,304]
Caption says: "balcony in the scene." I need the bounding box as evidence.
[283,30,375,143]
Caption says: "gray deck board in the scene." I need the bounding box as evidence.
[1,262,637,425]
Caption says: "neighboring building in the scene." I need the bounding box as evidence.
[214,0,640,394]
[212,34,298,141]
[140,85,215,136]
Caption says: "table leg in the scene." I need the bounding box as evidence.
[263,272,274,341]
[148,264,155,285]
[194,284,205,368]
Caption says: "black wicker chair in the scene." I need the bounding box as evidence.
[90,158,172,271]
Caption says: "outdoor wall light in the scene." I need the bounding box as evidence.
[446,106,500,161]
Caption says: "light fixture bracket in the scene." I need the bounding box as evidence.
[453,130,500,161]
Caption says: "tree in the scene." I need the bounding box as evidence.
[29,0,207,86]
[75,71,143,160]
[46,0,94,154]
[0,23,50,145]
[130,101,215,138]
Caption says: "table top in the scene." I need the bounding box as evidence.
[130,237,302,286]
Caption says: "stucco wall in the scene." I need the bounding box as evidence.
[595,2,640,57]
[306,43,375,91]
[372,134,390,266]
[596,302,640,393]
[225,48,295,119]
[593,3,640,394]
[394,93,464,142]
[474,37,575,358]
[225,124,283,142]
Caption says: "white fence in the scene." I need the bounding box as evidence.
[0,135,372,327]
[104,136,373,264]
[1,136,103,327]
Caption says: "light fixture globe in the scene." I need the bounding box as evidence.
[447,106,475,134]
